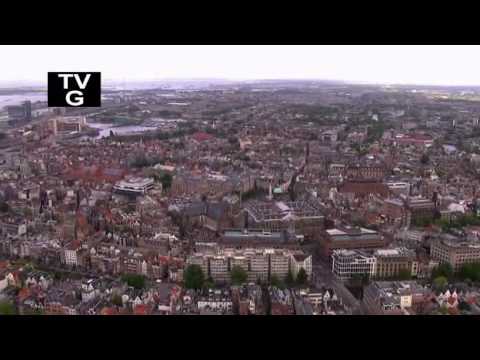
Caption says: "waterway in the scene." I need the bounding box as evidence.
[87,122,157,139]
[0,93,47,110]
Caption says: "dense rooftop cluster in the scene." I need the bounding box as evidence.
[2,81,480,315]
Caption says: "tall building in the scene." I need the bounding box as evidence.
[6,101,31,124]
[24,101,31,121]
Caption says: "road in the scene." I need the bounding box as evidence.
[312,260,364,315]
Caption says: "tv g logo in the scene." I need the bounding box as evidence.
[48,72,101,107]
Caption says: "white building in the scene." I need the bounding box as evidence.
[0,275,8,293]
[332,249,377,281]
[290,253,312,280]
[64,242,80,266]
[81,280,98,303]
[113,177,154,196]
[385,181,411,196]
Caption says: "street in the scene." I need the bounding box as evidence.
[312,260,364,315]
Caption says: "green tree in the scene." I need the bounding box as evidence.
[270,275,285,289]
[285,270,295,287]
[431,263,453,281]
[121,274,146,289]
[0,301,16,315]
[458,263,480,282]
[458,301,471,312]
[438,306,449,315]
[296,268,308,285]
[203,276,215,289]
[420,153,430,165]
[112,294,123,307]
[0,202,9,213]
[160,173,173,190]
[433,276,448,290]
[228,136,239,147]
[397,268,412,281]
[24,308,44,315]
[412,215,434,227]
[184,264,205,290]
[231,266,248,286]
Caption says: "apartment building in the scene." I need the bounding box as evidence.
[268,250,290,280]
[245,250,269,282]
[290,253,313,280]
[186,254,209,277]
[345,164,386,180]
[230,255,249,272]
[430,236,480,272]
[209,256,230,283]
[186,248,311,284]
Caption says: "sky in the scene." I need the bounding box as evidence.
[1,45,480,86]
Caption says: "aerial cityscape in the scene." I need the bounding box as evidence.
[2,45,480,316]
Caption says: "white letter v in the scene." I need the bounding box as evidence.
[74,74,91,89]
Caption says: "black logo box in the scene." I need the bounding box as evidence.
[48,72,101,107]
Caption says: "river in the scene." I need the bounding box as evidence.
[87,122,158,139]
[0,93,47,110]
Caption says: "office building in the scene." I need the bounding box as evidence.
[331,249,377,281]
[6,101,31,124]
[113,177,155,196]
[220,228,301,249]
[374,248,418,279]
[243,200,324,238]
[430,235,480,272]
[321,225,385,257]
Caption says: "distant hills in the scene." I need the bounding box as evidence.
[1,78,480,93]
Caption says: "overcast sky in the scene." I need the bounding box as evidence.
[1,45,480,86]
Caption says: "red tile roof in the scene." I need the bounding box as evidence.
[133,304,151,315]
[100,307,118,315]
[18,287,31,302]
[339,182,390,197]
[192,132,214,142]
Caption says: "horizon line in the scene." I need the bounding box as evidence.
[1,77,480,89]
